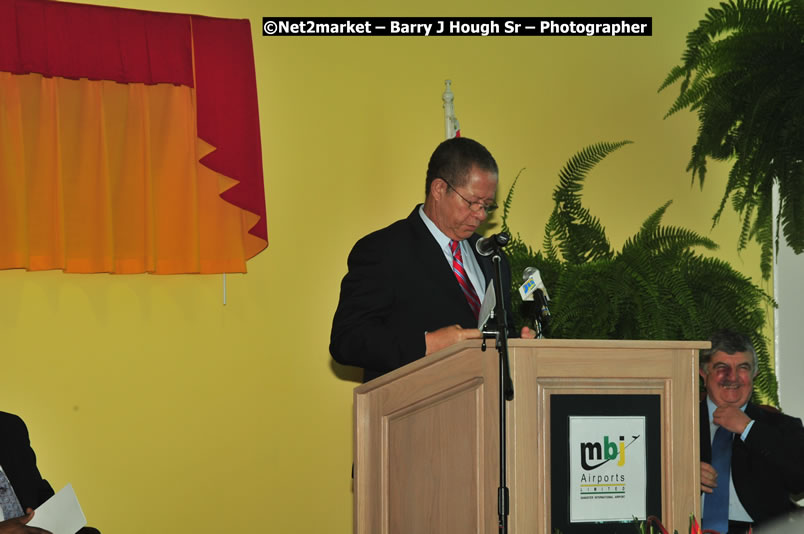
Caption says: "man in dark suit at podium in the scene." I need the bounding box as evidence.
[699,330,804,533]
[330,137,534,382]
[0,411,100,534]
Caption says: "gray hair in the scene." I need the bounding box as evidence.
[700,329,758,377]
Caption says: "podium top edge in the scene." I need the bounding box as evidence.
[506,338,711,349]
[354,338,711,393]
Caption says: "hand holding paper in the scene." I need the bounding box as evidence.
[27,485,86,534]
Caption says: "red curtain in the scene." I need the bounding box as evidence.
[0,0,267,273]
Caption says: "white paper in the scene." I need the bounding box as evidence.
[478,281,496,330]
[29,483,87,534]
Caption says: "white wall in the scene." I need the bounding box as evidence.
[776,238,804,417]
[773,182,804,418]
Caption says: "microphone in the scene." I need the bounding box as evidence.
[518,267,551,327]
[475,232,510,257]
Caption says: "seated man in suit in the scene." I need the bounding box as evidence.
[699,330,804,533]
[331,137,534,382]
[0,411,99,534]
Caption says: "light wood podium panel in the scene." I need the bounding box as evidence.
[353,339,708,534]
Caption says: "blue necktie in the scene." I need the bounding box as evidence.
[703,426,733,534]
[0,470,24,520]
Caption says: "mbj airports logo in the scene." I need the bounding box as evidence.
[569,417,647,522]
[580,434,639,469]
[578,434,640,496]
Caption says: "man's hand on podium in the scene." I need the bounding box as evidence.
[425,325,482,355]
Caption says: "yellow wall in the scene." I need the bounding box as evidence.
[2,1,768,533]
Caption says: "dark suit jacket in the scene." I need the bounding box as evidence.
[330,206,517,382]
[0,411,54,511]
[700,399,804,525]
[0,412,100,533]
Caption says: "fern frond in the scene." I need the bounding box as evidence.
[503,140,780,405]
[662,0,804,278]
[500,168,526,236]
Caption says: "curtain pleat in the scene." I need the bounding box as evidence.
[0,0,194,85]
[0,0,268,273]
[0,72,252,273]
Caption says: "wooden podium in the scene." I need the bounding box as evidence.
[353,338,708,534]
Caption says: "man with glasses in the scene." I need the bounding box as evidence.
[330,137,534,382]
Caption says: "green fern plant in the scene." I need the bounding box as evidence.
[502,141,778,405]
[659,0,804,279]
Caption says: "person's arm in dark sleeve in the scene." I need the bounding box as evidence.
[3,414,54,509]
[742,412,804,494]
[330,235,424,377]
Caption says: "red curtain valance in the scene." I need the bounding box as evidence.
[0,0,267,273]
[0,0,193,86]
[192,15,266,243]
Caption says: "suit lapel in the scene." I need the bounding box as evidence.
[700,399,712,464]
[407,207,456,283]
[733,403,762,456]
[406,207,481,320]
[406,208,470,302]
[702,400,758,464]
[730,403,765,519]
[733,402,764,461]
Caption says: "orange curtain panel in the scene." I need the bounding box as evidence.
[0,0,267,273]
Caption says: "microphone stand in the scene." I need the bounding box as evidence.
[534,290,549,339]
[480,246,514,534]
[523,298,543,339]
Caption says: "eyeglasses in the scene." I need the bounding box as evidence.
[444,180,498,214]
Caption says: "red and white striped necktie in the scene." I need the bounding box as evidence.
[449,240,481,318]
